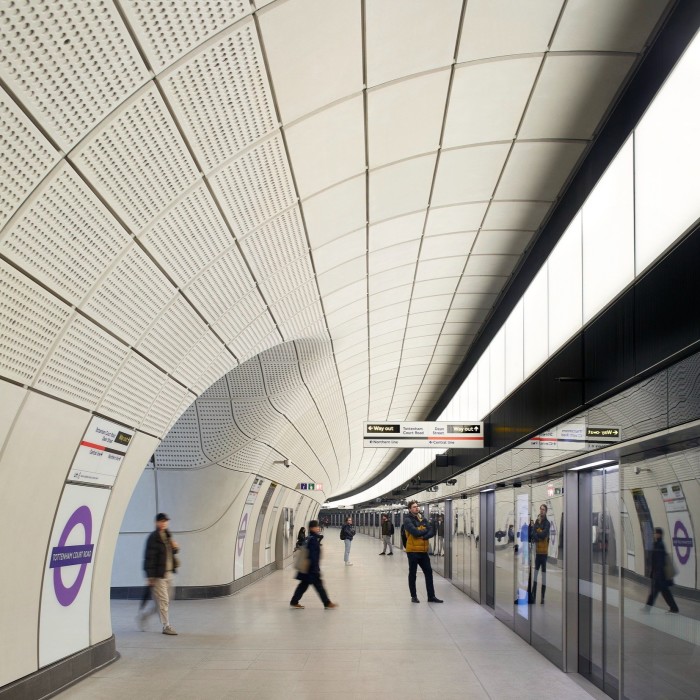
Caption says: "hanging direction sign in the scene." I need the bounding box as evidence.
[363,421,484,448]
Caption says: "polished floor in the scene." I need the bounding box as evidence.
[58,532,608,700]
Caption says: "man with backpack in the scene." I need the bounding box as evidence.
[340,516,355,565]
[403,501,443,604]
[290,520,338,609]
[379,514,394,555]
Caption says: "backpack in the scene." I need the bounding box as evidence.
[400,524,407,548]
[293,539,310,573]
[389,523,395,536]
[340,528,346,540]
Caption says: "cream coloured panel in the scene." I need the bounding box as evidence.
[0,380,27,454]
[0,393,89,686]
[90,430,160,644]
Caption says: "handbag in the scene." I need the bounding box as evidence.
[663,553,677,581]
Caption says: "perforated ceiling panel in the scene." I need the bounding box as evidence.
[0,93,60,230]
[0,1,149,150]
[0,1,671,499]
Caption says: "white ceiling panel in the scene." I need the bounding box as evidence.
[0,0,671,503]
[285,95,365,199]
[369,240,422,276]
[185,248,257,323]
[369,155,437,223]
[483,201,552,230]
[365,0,462,87]
[519,55,636,140]
[313,228,366,275]
[551,0,669,53]
[457,275,509,294]
[371,302,410,324]
[71,85,200,233]
[410,295,453,313]
[406,309,449,327]
[471,230,534,256]
[458,0,564,62]
[495,141,586,200]
[141,183,233,287]
[303,175,366,248]
[464,254,520,276]
[326,299,366,328]
[210,133,297,236]
[432,143,511,206]
[316,256,366,296]
[369,286,413,310]
[426,203,489,235]
[412,277,459,298]
[258,0,363,123]
[0,92,61,231]
[369,211,425,251]
[323,279,367,314]
[420,231,476,259]
[368,70,450,167]
[159,20,276,174]
[0,1,149,151]
[121,0,251,73]
[415,256,466,281]
[444,57,542,146]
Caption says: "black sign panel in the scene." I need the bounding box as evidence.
[366,424,401,434]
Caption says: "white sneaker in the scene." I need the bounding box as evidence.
[345,561,353,566]
[162,625,178,635]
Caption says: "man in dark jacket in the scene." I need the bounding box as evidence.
[290,520,338,609]
[532,504,551,604]
[139,512,179,635]
[403,501,443,603]
[340,516,355,566]
[644,527,679,613]
[379,514,394,555]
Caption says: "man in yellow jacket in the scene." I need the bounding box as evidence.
[403,501,443,604]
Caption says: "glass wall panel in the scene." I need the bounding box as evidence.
[622,445,700,700]
[494,487,515,626]
[523,267,548,376]
[470,495,480,601]
[548,213,582,352]
[452,499,466,593]
[582,139,634,323]
[429,502,446,576]
[635,33,700,273]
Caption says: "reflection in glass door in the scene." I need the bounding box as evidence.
[494,487,515,627]
[578,466,620,697]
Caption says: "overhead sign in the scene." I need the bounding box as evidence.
[363,422,484,448]
[529,424,621,450]
[68,416,134,487]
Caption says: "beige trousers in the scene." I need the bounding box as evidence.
[151,573,172,627]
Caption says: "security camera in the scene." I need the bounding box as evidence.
[284,458,290,468]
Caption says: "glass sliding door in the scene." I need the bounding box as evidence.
[578,465,620,696]
[494,487,515,626]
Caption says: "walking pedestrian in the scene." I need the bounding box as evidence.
[290,520,338,609]
[643,527,679,613]
[139,513,180,635]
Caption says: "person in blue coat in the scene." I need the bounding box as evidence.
[290,520,338,609]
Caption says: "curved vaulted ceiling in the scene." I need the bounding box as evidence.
[0,0,670,498]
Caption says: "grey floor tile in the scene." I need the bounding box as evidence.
[56,533,603,700]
